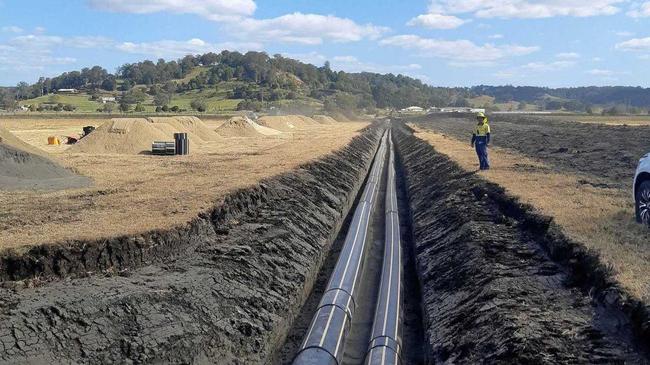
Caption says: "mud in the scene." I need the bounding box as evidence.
[0,125,383,364]
[394,124,648,363]
[408,113,650,189]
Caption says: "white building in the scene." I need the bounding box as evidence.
[57,88,78,94]
[400,106,424,113]
[101,97,116,103]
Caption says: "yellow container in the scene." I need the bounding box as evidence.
[47,136,60,145]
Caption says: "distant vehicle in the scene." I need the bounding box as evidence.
[634,152,650,225]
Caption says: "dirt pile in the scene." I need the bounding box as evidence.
[0,126,382,365]
[146,116,222,142]
[0,125,48,157]
[68,118,169,154]
[394,125,647,363]
[312,115,338,124]
[257,115,318,131]
[216,116,282,137]
[0,142,91,191]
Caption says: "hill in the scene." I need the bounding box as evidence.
[3,51,650,115]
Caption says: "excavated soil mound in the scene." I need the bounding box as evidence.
[394,125,647,363]
[312,115,338,124]
[257,115,318,131]
[146,116,222,142]
[216,116,282,137]
[0,143,90,191]
[68,118,170,155]
[0,125,49,157]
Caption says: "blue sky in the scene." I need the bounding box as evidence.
[1,0,650,87]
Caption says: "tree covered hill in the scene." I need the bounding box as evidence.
[0,51,458,114]
[2,50,650,115]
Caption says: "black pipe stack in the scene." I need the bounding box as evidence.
[174,133,189,155]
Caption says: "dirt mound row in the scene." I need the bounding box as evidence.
[394,125,647,363]
[68,117,221,155]
[312,115,338,124]
[147,116,222,142]
[216,116,282,137]
[257,115,318,131]
[0,126,91,191]
[0,126,383,364]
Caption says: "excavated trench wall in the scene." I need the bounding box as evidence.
[0,125,383,364]
[393,125,648,363]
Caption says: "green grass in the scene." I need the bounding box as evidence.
[171,90,241,112]
[20,94,105,113]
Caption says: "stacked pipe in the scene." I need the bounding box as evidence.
[151,141,175,156]
[365,130,403,365]
[293,130,389,365]
[174,132,189,155]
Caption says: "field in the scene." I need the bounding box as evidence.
[407,114,650,301]
[0,114,648,364]
[0,116,367,251]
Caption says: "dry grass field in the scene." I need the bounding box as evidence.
[410,125,650,301]
[0,117,368,252]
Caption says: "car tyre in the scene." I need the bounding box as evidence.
[636,180,650,226]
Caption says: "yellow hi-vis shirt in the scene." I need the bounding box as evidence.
[475,122,490,136]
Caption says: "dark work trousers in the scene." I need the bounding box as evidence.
[475,140,490,170]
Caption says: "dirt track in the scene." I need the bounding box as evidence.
[0,126,382,364]
[394,125,647,363]
[408,114,650,189]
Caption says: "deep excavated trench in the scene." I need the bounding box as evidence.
[1,121,648,364]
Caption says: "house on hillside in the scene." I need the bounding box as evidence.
[400,106,424,113]
[57,88,78,94]
[101,97,116,103]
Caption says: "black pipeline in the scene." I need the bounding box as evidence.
[293,130,389,365]
[365,130,403,365]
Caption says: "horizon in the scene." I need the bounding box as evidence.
[2,0,650,88]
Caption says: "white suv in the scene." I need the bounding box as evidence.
[634,153,650,225]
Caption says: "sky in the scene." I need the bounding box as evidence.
[1,0,650,87]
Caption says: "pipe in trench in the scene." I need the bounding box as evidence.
[364,130,403,365]
[292,130,389,365]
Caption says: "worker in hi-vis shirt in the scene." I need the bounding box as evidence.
[471,112,491,170]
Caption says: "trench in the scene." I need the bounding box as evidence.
[278,128,426,364]
[392,123,649,363]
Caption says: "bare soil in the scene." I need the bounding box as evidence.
[408,113,650,189]
[0,117,368,252]
[394,125,648,363]
[0,126,382,364]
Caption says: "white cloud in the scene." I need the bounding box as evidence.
[8,34,113,49]
[593,57,603,61]
[236,13,388,45]
[616,37,650,51]
[493,59,576,79]
[522,60,576,71]
[0,34,79,73]
[488,34,504,39]
[87,0,256,21]
[1,26,23,33]
[379,34,538,65]
[627,2,650,17]
[555,52,580,59]
[586,68,629,76]
[282,52,423,76]
[615,31,635,37]
[116,38,262,58]
[426,0,622,19]
[407,13,467,29]
[587,69,613,76]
